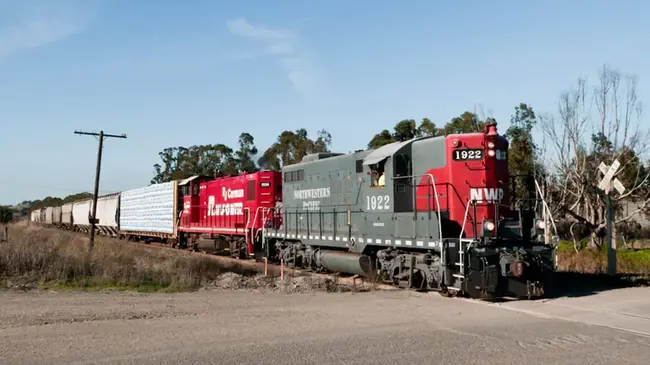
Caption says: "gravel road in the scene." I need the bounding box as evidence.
[1,287,649,365]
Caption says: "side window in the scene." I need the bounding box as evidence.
[355,159,363,173]
[370,159,387,188]
[394,154,410,177]
[192,183,199,196]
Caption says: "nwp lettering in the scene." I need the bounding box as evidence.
[469,188,504,202]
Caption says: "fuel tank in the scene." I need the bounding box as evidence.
[314,250,374,277]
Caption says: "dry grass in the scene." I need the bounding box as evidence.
[557,249,650,275]
[0,224,379,294]
[0,224,258,292]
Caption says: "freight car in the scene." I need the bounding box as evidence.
[71,198,91,232]
[264,121,555,299]
[52,206,62,227]
[61,203,73,229]
[92,192,121,236]
[118,180,180,242]
[30,209,40,224]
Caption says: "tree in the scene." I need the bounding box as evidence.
[234,133,259,173]
[259,128,332,169]
[540,64,650,248]
[440,112,486,135]
[151,144,239,184]
[367,118,438,149]
[505,103,546,203]
[0,206,13,224]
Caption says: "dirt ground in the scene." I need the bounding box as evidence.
[1,286,649,365]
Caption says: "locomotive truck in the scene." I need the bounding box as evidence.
[264,121,556,299]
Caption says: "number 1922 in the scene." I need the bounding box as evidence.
[366,195,390,210]
[452,148,483,161]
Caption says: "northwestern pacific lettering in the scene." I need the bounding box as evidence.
[293,188,331,200]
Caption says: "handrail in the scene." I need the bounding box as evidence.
[243,207,251,237]
[249,206,266,246]
[391,173,443,245]
[533,178,558,246]
[458,199,474,242]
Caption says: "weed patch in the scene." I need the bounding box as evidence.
[0,225,257,291]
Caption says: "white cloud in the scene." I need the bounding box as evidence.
[225,18,321,98]
[0,1,95,58]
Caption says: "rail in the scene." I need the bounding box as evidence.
[391,173,443,245]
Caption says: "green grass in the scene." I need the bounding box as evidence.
[43,279,175,292]
[556,239,650,275]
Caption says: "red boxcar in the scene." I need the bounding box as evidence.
[178,171,282,256]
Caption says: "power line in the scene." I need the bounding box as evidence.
[0,179,116,195]
[74,130,127,250]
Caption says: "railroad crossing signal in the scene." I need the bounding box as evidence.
[598,159,626,194]
[597,158,627,276]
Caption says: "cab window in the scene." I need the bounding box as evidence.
[370,160,386,188]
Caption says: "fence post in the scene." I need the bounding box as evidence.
[264,257,268,277]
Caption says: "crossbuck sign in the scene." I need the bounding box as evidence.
[598,159,626,194]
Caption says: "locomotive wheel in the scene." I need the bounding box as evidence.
[238,242,248,260]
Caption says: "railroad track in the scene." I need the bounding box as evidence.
[125,238,398,291]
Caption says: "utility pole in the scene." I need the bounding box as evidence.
[74,130,127,249]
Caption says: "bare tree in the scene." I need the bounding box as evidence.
[540,65,650,248]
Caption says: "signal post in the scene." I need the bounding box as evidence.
[597,158,626,276]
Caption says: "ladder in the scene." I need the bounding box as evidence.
[448,201,475,292]
[449,238,474,292]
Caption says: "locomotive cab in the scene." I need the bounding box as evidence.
[178,175,213,226]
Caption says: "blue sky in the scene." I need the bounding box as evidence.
[0,0,648,205]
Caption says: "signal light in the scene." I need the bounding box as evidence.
[485,221,495,231]
[488,149,496,157]
[452,139,460,147]
[487,141,495,149]
[536,220,546,230]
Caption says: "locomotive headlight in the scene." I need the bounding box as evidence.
[487,149,496,157]
[482,219,496,238]
[487,141,495,149]
[531,219,546,242]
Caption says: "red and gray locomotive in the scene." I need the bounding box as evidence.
[264,121,555,299]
